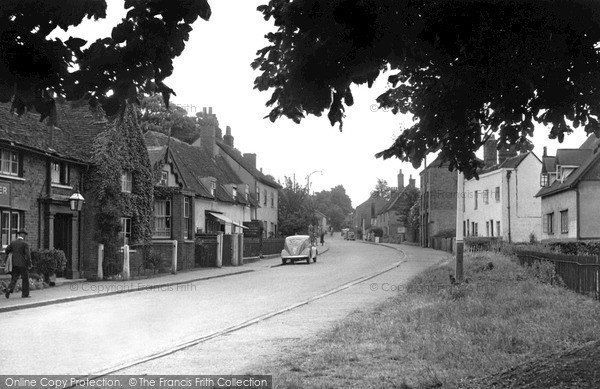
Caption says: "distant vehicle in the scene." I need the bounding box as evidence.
[341,228,349,239]
[346,231,355,240]
[281,235,318,265]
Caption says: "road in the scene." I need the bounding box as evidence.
[0,235,448,376]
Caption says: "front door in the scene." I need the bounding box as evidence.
[53,213,72,277]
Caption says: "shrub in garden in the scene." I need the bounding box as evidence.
[31,249,67,283]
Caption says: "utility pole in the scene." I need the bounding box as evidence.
[455,170,464,282]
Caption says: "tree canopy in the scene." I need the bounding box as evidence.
[253,0,600,178]
[370,179,391,200]
[313,185,353,230]
[139,94,199,143]
[278,176,316,236]
[1,0,210,121]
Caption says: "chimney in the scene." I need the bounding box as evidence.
[198,123,217,157]
[409,175,416,188]
[543,146,547,157]
[243,153,257,169]
[208,106,213,115]
[397,169,404,189]
[498,145,517,165]
[203,107,207,115]
[483,135,498,167]
[224,126,234,148]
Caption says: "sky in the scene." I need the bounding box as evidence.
[60,0,589,208]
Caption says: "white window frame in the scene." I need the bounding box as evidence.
[0,149,19,176]
[120,217,132,246]
[153,200,172,238]
[121,171,133,193]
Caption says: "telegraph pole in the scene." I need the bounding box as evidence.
[455,170,464,282]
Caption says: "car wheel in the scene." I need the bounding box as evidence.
[306,257,310,264]
[313,255,317,262]
[282,258,286,265]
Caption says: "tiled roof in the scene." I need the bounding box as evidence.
[145,131,247,203]
[579,134,600,150]
[536,136,600,198]
[478,152,530,175]
[0,102,106,163]
[217,141,281,189]
[556,149,592,167]
[541,156,556,174]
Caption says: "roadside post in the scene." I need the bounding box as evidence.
[455,170,464,282]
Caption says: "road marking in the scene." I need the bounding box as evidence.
[83,248,407,380]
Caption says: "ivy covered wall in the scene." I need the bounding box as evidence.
[86,103,154,269]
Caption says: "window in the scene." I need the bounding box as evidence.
[540,173,549,187]
[120,217,131,246]
[158,171,168,186]
[560,210,569,233]
[0,149,19,176]
[490,219,494,237]
[210,181,216,196]
[1,210,21,247]
[263,189,267,205]
[495,186,500,202]
[543,212,554,234]
[154,200,171,237]
[256,187,260,203]
[466,219,470,236]
[271,192,274,207]
[486,221,490,236]
[496,221,501,236]
[483,189,489,204]
[232,186,237,199]
[121,171,132,193]
[474,190,479,209]
[463,221,466,237]
[51,161,69,184]
[184,197,193,240]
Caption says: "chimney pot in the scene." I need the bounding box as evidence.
[209,107,213,115]
[543,146,547,157]
[203,107,207,115]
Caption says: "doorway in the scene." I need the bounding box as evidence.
[53,213,72,277]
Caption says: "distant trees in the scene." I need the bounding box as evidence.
[395,186,420,234]
[370,179,391,200]
[139,95,198,143]
[312,185,353,230]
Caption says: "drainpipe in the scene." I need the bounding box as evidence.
[575,187,580,240]
[506,170,512,243]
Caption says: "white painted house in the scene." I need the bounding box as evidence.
[460,139,542,242]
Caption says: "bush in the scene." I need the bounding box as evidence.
[31,249,67,279]
[465,236,503,252]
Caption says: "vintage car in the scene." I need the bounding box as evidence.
[281,235,318,265]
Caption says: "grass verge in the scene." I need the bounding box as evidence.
[259,252,600,388]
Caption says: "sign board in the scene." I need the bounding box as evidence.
[0,181,11,207]
[243,220,262,238]
[397,226,406,234]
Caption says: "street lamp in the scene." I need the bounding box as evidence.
[69,190,85,211]
[69,189,85,279]
[306,170,323,194]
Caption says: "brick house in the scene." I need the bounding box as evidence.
[376,173,418,242]
[536,135,600,241]
[145,131,259,237]
[419,156,457,247]
[214,126,281,238]
[461,139,542,243]
[0,103,104,278]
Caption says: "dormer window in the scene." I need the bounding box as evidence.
[232,185,237,198]
[51,161,69,185]
[245,187,249,201]
[210,180,216,196]
[540,173,549,187]
[158,170,168,186]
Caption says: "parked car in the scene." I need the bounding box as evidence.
[346,231,355,240]
[281,235,318,265]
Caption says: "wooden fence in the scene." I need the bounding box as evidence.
[243,238,285,258]
[430,237,455,254]
[514,250,600,301]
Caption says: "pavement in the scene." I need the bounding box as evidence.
[0,244,330,313]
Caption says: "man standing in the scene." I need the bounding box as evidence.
[5,230,31,299]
